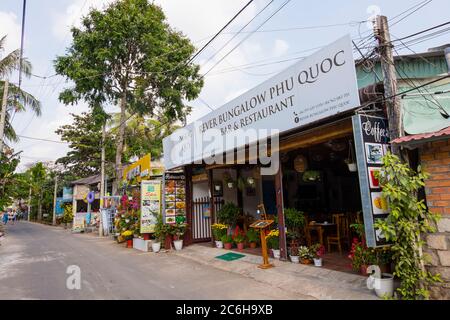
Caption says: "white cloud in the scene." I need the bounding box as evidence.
[51,0,113,41]
[0,11,21,54]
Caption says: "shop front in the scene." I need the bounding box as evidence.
[163,35,389,273]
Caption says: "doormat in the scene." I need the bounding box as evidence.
[215,252,245,261]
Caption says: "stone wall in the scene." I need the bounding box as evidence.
[420,139,450,299]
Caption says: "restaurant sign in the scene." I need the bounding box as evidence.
[352,114,390,247]
[163,35,360,170]
[140,180,161,233]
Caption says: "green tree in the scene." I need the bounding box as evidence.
[109,112,180,160]
[54,0,203,193]
[0,35,41,143]
[29,162,47,221]
[374,153,441,299]
[0,152,20,209]
[55,111,115,178]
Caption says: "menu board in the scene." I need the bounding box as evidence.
[353,115,390,247]
[72,212,86,233]
[140,180,161,233]
[163,172,186,225]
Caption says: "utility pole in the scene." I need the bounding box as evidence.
[27,183,31,221]
[375,15,402,156]
[99,123,106,237]
[0,80,9,153]
[52,175,58,226]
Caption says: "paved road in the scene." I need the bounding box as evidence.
[0,222,306,300]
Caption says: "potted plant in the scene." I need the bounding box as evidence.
[302,170,321,182]
[348,237,376,275]
[121,230,133,248]
[233,229,246,251]
[345,140,357,172]
[289,242,300,264]
[172,222,188,251]
[152,214,164,253]
[298,245,314,264]
[246,228,259,249]
[216,202,241,228]
[311,243,325,266]
[223,172,236,189]
[211,223,228,248]
[221,234,233,250]
[266,229,280,259]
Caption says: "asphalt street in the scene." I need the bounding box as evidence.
[0,222,306,300]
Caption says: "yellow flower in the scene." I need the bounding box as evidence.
[212,223,228,230]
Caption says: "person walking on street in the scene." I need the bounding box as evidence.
[11,210,17,225]
[2,211,8,225]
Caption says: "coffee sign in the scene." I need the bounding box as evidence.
[353,115,391,247]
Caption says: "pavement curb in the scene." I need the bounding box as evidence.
[172,244,379,300]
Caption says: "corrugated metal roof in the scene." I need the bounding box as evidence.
[71,174,102,186]
[391,126,450,145]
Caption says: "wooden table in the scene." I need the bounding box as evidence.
[306,222,336,246]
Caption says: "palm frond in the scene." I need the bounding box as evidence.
[2,82,41,116]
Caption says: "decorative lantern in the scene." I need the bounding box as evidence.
[293,155,308,173]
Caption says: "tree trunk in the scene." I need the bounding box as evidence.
[37,192,42,221]
[114,92,127,195]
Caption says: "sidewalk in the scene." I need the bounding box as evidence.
[171,244,378,300]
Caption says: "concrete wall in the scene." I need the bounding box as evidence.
[421,139,450,299]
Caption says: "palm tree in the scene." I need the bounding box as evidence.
[0,35,41,144]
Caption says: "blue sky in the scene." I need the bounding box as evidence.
[1,0,449,171]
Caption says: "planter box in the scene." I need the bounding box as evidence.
[133,238,152,252]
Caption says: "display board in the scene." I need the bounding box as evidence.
[163,172,186,225]
[72,212,86,233]
[352,114,390,247]
[123,154,151,183]
[140,180,161,233]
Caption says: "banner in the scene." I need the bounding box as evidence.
[352,114,390,247]
[72,212,86,233]
[140,180,161,233]
[163,35,360,169]
[163,172,186,225]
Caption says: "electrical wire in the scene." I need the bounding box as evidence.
[202,0,292,77]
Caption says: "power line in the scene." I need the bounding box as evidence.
[202,0,292,77]
[186,0,255,65]
[389,0,433,28]
[17,135,67,144]
[200,0,274,71]
[391,20,450,43]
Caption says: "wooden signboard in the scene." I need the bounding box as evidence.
[250,219,274,269]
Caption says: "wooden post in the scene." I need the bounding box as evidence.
[274,166,287,261]
[207,169,216,246]
[258,228,273,269]
[0,80,9,153]
[184,165,193,246]
[375,15,402,156]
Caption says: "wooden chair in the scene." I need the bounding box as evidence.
[327,214,349,254]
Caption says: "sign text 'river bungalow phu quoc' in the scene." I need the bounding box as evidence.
[163,35,361,170]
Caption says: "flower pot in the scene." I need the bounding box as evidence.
[249,242,257,249]
[126,239,133,248]
[367,273,394,298]
[224,242,232,250]
[215,240,224,249]
[164,235,172,250]
[360,264,369,276]
[290,255,300,264]
[237,242,245,251]
[313,258,323,267]
[301,258,312,265]
[151,242,161,253]
[272,249,281,259]
[347,163,357,172]
[173,239,183,251]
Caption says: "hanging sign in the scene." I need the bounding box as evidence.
[163,172,186,225]
[140,180,161,233]
[352,114,391,247]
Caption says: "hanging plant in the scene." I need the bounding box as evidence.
[302,170,321,182]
